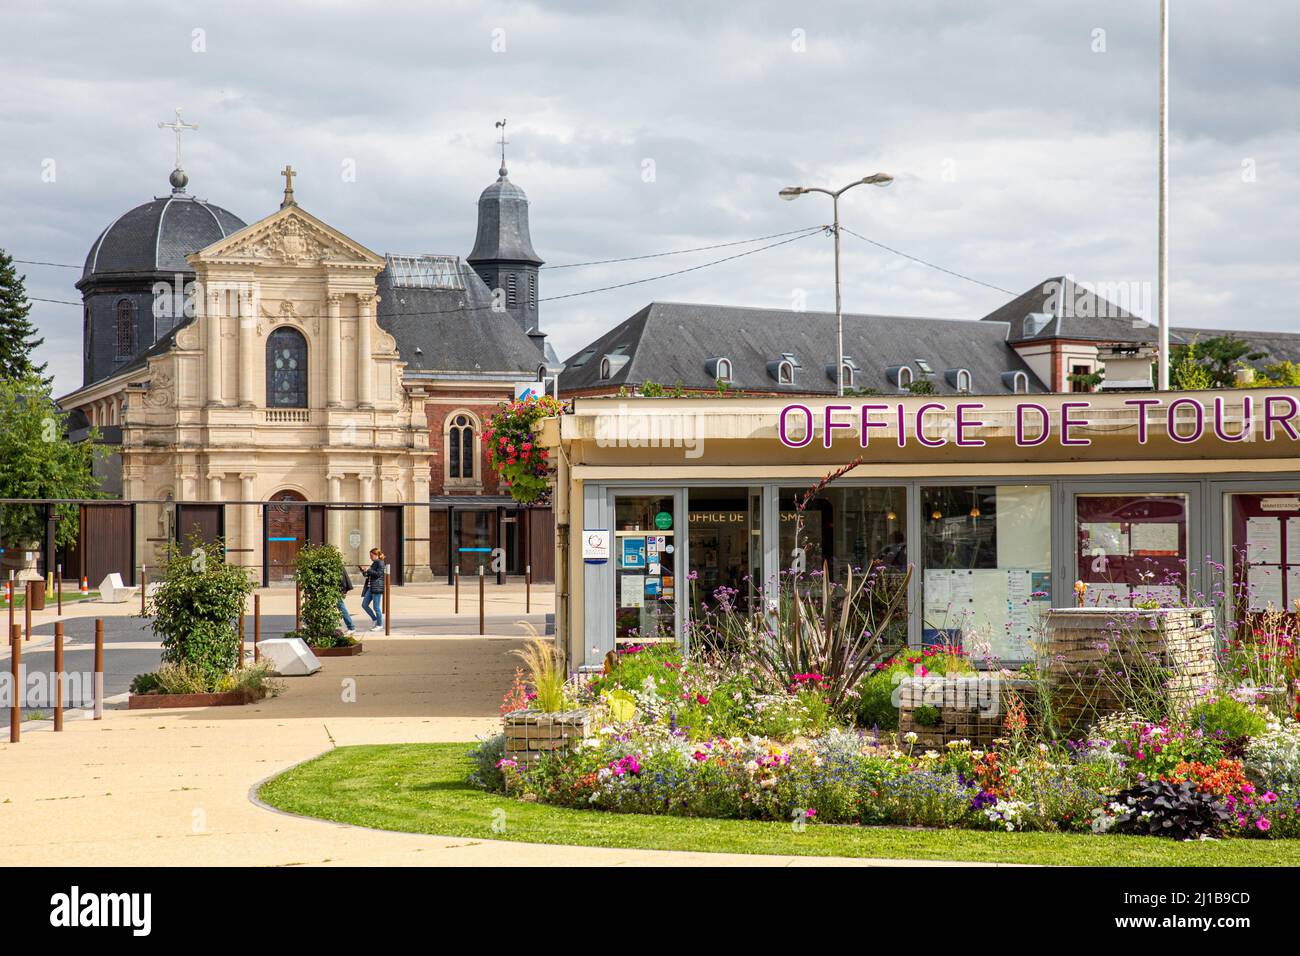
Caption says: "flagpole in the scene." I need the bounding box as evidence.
[1157,0,1170,390]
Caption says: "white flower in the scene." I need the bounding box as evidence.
[904,732,919,744]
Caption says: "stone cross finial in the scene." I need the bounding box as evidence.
[280,165,297,207]
[159,107,198,191]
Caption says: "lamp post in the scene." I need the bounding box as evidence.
[1156,0,1170,390]
[780,173,893,396]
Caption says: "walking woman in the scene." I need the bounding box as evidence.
[360,547,386,631]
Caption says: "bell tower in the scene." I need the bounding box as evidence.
[466,120,544,335]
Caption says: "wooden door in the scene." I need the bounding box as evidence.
[175,503,224,551]
[265,491,307,582]
[78,504,136,585]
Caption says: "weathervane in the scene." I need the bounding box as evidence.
[495,118,508,177]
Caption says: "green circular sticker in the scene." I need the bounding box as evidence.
[654,511,673,530]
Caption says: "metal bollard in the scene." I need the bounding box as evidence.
[10,624,20,742]
[54,621,64,732]
[526,564,532,614]
[384,565,391,636]
[57,563,63,615]
[24,582,32,641]
[93,618,104,720]
[478,565,485,636]
[294,580,301,634]
[454,565,460,614]
[140,565,147,617]
[253,593,261,667]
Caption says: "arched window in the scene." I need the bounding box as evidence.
[115,299,135,358]
[897,365,913,390]
[956,369,972,393]
[266,327,308,408]
[449,414,476,480]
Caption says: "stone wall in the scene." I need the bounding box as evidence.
[503,708,592,770]
[1045,607,1216,730]
[897,675,1035,750]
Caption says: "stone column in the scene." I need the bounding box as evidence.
[237,287,254,407]
[326,294,342,407]
[206,286,223,405]
[327,473,343,553]
[207,473,222,501]
[240,474,257,579]
[359,474,377,558]
[356,293,374,408]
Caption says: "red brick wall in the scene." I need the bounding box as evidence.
[425,393,513,496]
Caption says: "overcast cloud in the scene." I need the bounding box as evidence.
[2,0,1297,396]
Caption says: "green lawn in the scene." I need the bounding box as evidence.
[7,590,100,609]
[257,743,1300,866]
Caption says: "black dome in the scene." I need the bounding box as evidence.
[467,170,542,266]
[81,194,246,282]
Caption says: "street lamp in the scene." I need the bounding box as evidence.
[779,173,893,396]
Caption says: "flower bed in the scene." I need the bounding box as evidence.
[471,639,1300,841]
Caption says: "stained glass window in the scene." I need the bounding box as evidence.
[449,414,475,479]
[266,327,307,408]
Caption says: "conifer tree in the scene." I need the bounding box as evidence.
[0,247,47,380]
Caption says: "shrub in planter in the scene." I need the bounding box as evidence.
[1110,779,1232,839]
[149,537,255,688]
[290,543,349,647]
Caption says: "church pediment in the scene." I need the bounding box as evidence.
[191,206,385,269]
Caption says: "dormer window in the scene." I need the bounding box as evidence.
[827,357,858,388]
[886,364,913,391]
[1001,370,1030,393]
[599,353,630,381]
[767,359,794,384]
[946,368,972,393]
[705,357,733,383]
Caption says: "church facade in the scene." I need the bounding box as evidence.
[59,137,555,585]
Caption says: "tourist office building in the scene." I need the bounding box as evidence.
[546,389,1300,668]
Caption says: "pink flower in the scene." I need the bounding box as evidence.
[696,694,709,705]
[1257,818,1271,832]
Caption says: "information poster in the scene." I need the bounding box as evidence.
[1130,522,1179,554]
[1287,568,1300,612]
[1288,518,1300,562]
[620,574,646,608]
[1082,522,1129,556]
[621,536,646,569]
[1248,564,1284,611]
[1247,517,1283,565]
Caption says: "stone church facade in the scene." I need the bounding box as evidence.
[59,140,556,585]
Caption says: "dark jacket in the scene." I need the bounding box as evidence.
[364,559,386,593]
[340,567,353,595]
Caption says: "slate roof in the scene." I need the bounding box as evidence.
[560,302,1047,395]
[979,276,1157,343]
[466,169,542,265]
[376,256,545,377]
[79,194,245,284]
[1170,326,1300,368]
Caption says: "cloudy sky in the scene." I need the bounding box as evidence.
[2,0,1297,397]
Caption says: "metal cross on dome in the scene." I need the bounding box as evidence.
[495,118,508,175]
[158,107,198,170]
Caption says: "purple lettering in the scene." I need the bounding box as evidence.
[823,404,851,449]
[859,403,889,447]
[779,404,813,448]
[1016,403,1050,446]
[1167,397,1205,444]
[1061,401,1091,447]
[1124,398,1161,444]
[1264,395,1300,441]
[1213,395,1253,442]
[915,402,947,447]
[955,402,986,447]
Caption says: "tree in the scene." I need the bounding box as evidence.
[1251,361,1300,388]
[0,375,105,548]
[0,248,47,380]
[1169,334,1266,389]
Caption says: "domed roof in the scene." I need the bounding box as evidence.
[80,189,246,283]
[467,164,542,266]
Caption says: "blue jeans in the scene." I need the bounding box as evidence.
[337,599,355,631]
[362,590,383,627]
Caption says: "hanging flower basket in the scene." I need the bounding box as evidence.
[483,394,564,505]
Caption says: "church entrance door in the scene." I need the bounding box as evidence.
[264,490,307,583]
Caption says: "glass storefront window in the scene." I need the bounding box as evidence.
[1228,492,1300,615]
[778,486,907,577]
[779,485,909,648]
[921,485,1051,660]
[687,487,761,612]
[614,494,676,645]
[1075,493,1188,607]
